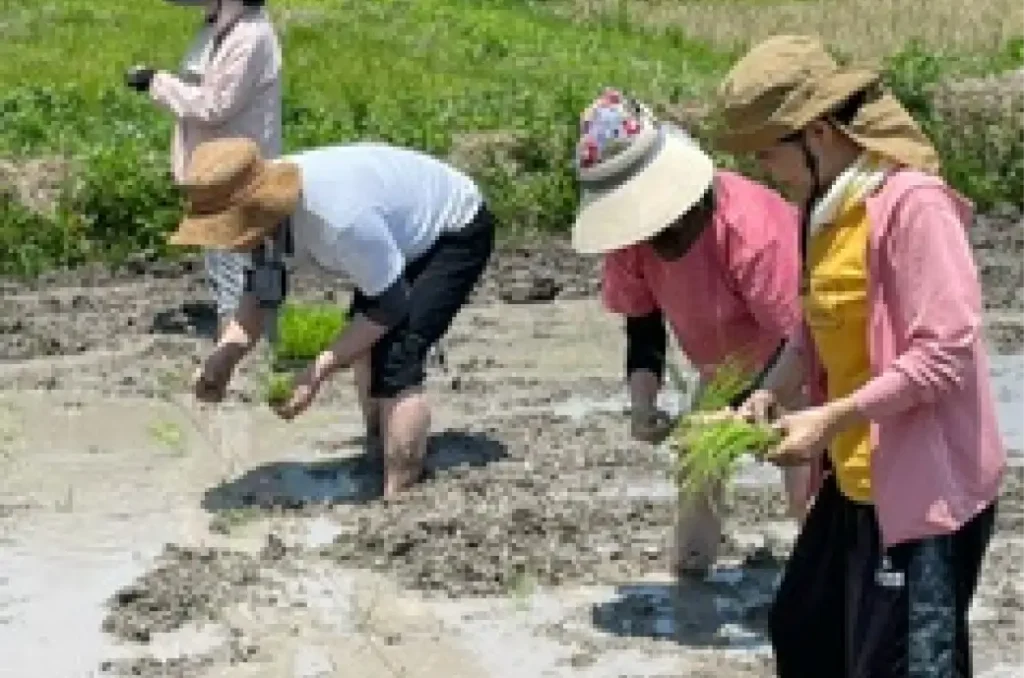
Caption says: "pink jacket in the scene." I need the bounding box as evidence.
[150,8,283,182]
[602,171,801,378]
[801,170,1006,547]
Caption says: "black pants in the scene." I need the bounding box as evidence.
[347,205,496,398]
[771,475,997,678]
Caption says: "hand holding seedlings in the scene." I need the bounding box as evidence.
[767,398,862,467]
[667,356,783,501]
[269,362,324,420]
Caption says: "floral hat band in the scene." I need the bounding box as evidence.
[571,87,715,255]
[575,88,663,181]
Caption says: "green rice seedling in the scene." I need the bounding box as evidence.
[271,302,347,369]
[692,355,758,412]
[672,414,781,501]
[667,354,779,502]
[264,371,295,407]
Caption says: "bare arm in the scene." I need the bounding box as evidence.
[757,338,807,409]
[196,293,267,393]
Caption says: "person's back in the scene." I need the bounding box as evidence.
[287,143,483,273]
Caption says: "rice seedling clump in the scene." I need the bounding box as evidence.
[271,302,347,368]
[263,302,346,406]
[666,357,780,502]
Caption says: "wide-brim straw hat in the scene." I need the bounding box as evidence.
[169,137,301,249]
[715,34,940,174]
[571,88,715,255]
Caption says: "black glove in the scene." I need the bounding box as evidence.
[124,65,156,93]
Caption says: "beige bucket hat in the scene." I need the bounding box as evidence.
[715,35,940,174]
[169,137,301,249]
[571,88,715,255]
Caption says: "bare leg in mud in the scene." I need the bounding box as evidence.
[352,353,382,449]
[380,386,431,497]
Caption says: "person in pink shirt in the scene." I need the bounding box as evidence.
[717,35,1006,676]
[570,88,808,574]
[124,0,283,341]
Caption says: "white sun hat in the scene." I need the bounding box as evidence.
[571,88,715,255]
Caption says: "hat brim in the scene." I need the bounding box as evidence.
[571,130,715,255]
[169,161,301,249]
[716,70,879,154]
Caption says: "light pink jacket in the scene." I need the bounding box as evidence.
[150,8,283,182]
[801,170,1006,547]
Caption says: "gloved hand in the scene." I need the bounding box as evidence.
[124,65,156,93]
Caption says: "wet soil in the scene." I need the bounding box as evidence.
[1,216,1022,677]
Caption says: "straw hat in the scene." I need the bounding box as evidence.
[169,137,301,249]
[571,88,715,255]
[715,35,940,174]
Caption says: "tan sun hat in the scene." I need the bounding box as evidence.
[715,34,940,174]
[571,87,715,255]
[169,137,301,249]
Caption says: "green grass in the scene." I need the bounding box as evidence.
[0,0,1020,278]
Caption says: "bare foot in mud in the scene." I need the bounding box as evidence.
[383,452,426,498]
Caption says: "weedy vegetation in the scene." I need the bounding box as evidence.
[0,0,1020,279]
[666,357,781,502]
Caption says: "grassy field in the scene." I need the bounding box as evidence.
[559,0,1024,61]
[0,0,1021,276]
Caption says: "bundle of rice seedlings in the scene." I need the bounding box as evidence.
[665,356,780,503]
[270,302,347,369]
[263,302,346,406]
[264,371,296,407]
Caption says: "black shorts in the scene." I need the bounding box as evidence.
[770,474,997,678]
[346,204,496,398]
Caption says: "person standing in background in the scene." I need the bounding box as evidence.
[125,0,283,340]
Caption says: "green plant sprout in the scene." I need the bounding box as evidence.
[264,371,295,407]
[666,355,780,502]
[270,302,347,368]
[147,419,186,455]
[261,302,347,407]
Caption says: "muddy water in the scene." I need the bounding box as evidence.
[0,227,1021,677]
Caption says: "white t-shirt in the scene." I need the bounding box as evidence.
[285,143,483,296]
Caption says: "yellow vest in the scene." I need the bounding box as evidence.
[802,198,873,503]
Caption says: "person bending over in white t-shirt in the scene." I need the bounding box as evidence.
[170,137,496,496]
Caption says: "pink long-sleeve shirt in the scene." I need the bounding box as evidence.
[602,171,802,378]
[150,8,283,182]
[801,169,1006,546]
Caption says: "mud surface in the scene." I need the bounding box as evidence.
[1,219,1022,677]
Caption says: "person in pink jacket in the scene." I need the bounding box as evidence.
[717,35,1006,676]
[125,0,283,340]
[570,88,809,575]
